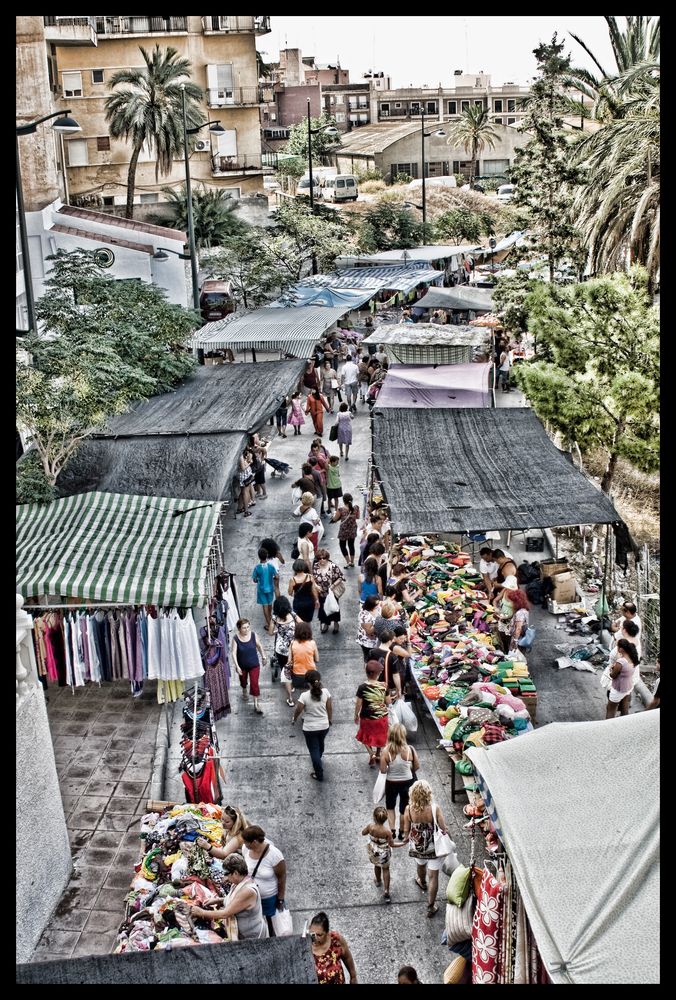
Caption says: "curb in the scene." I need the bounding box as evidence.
[149,702,172,801]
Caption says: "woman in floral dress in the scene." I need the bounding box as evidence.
[312,549,345,635]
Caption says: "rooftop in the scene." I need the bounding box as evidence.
[50,224,154,255]
[58,205,187,242]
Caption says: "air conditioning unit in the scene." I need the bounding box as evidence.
[194,138,210,152]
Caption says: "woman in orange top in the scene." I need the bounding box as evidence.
[289,621,319,699]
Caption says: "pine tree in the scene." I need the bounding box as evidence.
[510,35,585,282]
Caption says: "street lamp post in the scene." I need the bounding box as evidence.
[305,99,338,274]
[489,236,497,275]
[16,111,81,336]
[419,111,446,245]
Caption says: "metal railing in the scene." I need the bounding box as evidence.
[206,87,261,108]
[44,16,96,28]
[201,15,270,33]
[95,16,188,35]
[211,154,263,174]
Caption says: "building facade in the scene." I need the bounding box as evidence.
[43,15,270,212]
[374,73,530,127]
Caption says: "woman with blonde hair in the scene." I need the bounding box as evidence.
[401,779,450,917]
[379,724,420,839]
[195,804,251,857]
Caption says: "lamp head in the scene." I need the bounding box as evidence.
[52,115,81,134]
[209,122,225,134]
[153,249,169,261]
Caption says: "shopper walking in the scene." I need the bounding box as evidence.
[252,547,278,634]
[305,387,330,436]
[359,556,384,603]
[332,492,360,568]
[320,360,337,412]
[289,391,306,435]
[336,402,353,460]
[309,912,359,985]
[289,621,320,700]
[271,596,298,694]
[342,356,360,412]
[357,595,380,662]
[230,618,266,715]
[237,448,256,517]
[275,395,289,438]
[292,669,332,781]
[401,779,450,917]
[606,638,640,718]
[355,659,390,767]
[288,559,320,623]
[361,806,396,902]
[296,522,316,568]
[241,825,288,936]
[325,455,343,513]
[296,491,323,550]
[379,724,420,839]
[358,354,371,404]
[312,549,346,635]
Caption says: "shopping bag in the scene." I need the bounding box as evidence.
[372,769,387,804]
[432,800,454,857]
[271,907,293,937]
[324,589,339,616]
[393,698,418,734]
[332,580,346,599]
[517,626,536,650]
[329,423,338,442]
[599,664,612,690]
[291,487,302,507]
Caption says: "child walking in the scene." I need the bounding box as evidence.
[361,806,396,902]
[326,455,343,513]
[252,547,278,633]
[288,392,306,436]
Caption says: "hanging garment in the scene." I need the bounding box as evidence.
[107,610,122,679]
[139,609,149,678]
[91,610,112,681]
[200,626,231,720]
[63,615,73,687]
[44,613,68,686]
[175,610,204,681]
[181,747,220,805]
[157,678,185,704]
[471,868,504,984]
[160,612,182,682]
[68,613,86,687]
[32,617,48,678]
[146,611,161,680]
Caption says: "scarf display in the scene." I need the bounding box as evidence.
[179,688,222,805]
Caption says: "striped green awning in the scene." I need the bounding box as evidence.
[16,491,222,607]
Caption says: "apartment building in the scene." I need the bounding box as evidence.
[45,15,270,212]
[375,72,530,126]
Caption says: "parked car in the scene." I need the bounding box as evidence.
[297,175,322,200]
[407,176,457,190]
[199,280,235,323]
[497,184,515,203]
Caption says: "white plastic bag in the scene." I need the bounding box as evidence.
[372,769,386,804]
[323,588,339,617]
[393,698,418,733]
[599,664,612,690]
[291,487,302,507]
[271,907,293,937]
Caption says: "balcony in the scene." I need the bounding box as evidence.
[201,16,271,35]
[95,16,188,37]
[43,16,98,46]
[211,154,264,177]
[207,87,262,108]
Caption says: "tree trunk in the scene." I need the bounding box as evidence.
[125,143,142,219]
[600,449,619,494]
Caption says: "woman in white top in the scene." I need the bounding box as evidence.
[379,723,420,839]
[292,669,332,782]
[187,852,268,939]
[240,825,287,935]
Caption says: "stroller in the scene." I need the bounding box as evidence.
[266,457,291,478]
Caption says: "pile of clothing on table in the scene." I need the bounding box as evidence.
[114,803,232,953]
[397,538,536,755]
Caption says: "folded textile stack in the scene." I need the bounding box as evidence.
[114,803,236,953]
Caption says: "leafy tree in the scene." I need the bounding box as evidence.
[36,249,197,394]
[509,35,585,282]
[434,208,494,244]
[514,268,659,493]
[202,230,281,308]
[284,112,340,163]
[445,106,500,187]
[161,184,247,247]
[16,451,58,505]
[275,156,306,179]
[491,271,534,335]
[358,202,425,252]
[105,45,203,218]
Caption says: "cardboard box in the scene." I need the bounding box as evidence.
[540,558,569,578]
[551,571,577,603]
[521,692,537,725]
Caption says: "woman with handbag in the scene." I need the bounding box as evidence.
[332,492,360,568]
[312,549,346,635]
[379,723,420,841]
[355,659,391,767]
[237,448,256,517]
[288,559,320,624]
[335,402,353,460]
[271,596,299,701]
[240,825,288,936]
[185,853,268,939]
[401,779,451,918]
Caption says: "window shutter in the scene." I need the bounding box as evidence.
[67,138,88,166]
[216,130,237,157]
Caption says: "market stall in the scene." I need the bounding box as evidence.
[361,324,491,365]
[463,712,660,984]
[414,285,495,320]
[191,306,349,361]
[16,490,229,704]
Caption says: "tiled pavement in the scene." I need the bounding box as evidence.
[30,683,162,961]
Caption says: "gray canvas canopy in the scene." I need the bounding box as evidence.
[192,306,347,354]
[372,407,620,534]
[466,713,659,985]
[414,286,494,312]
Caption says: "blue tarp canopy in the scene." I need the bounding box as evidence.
[298,264,444,294]
[268,285,374,310]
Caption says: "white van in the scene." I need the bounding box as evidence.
[322,174,359,202]
[497,183,515,204]
[297,175,322,200]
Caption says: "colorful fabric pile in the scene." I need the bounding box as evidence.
[114,803,234,953]
[397,538,536,750]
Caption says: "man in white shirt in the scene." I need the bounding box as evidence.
[498,345,514,392]
[478,546,498,598]
[342,358,360,412]
[611,602,642,660]
[374,346,388,365]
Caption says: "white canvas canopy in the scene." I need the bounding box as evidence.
[466,713,659,985]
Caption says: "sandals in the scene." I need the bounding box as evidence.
[320,624,329,634]
[243,511,252,518]
[368,755,377,768]
[426,904,439,918]
[285,698,295,707]
[383,892,391,903]
[415,877,428,893]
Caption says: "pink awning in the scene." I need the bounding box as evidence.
[376,363,492,409]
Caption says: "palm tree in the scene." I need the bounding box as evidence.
[105,45,203,219]
[445,106,500,187]
[161,184,247,248]
[566,16,660,119]
[571,63,659,287]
